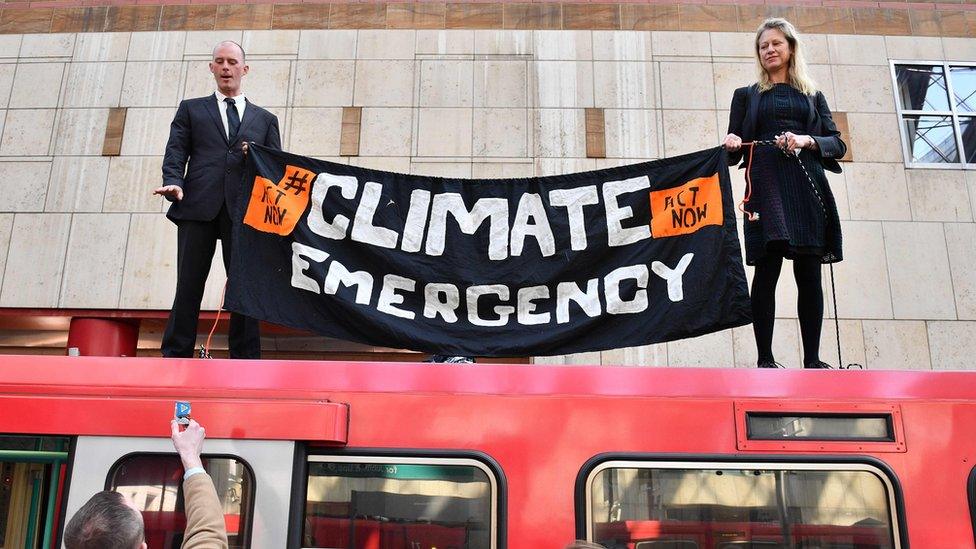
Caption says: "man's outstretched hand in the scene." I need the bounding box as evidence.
[171,419,205,471]
[154,185,184,201]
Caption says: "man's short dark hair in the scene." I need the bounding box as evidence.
[64,491,144,549]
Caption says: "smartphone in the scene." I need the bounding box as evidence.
[174,401,192,425]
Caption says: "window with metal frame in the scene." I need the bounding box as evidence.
[891,61,976,168]
[107,453,254,549]
[302,455,499,549]
[583,460,902,549]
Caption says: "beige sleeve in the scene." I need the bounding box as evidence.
[180,473,229,549]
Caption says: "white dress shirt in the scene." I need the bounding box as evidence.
[215,90,247,141]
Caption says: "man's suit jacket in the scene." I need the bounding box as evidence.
[726,83,847,174]
[181,473,228,549]
[162,94,281,223]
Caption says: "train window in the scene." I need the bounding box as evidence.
[108,454,254,548]
[746,413,894,442]
[303,456,498,549]
[584,461,901,549]
[0,435,70,548]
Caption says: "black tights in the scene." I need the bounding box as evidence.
[751,254,824,366]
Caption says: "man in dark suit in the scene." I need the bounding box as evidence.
[154,41,281,359]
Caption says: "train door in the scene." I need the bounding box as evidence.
[0,435,69,549]
[63,436,295,548]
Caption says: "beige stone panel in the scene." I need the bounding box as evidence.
[710,32,753,58]
[534,351,601,366]
[471,161,533,179]
[416,30,474,55]
[74,33,130,62]
[825,170,850,220]
[293,61,354,107]
[651,31,710,57]
[592,31,652,61]
[534,158,595,177]
[63,63,125,108]
[417,108,472,157]
[348,156,409,173]
[473,108,526,158]
[119,213,176,309]
[667,329,734,368]
[713,62,753,110]
[0,109,55,156]
[604,109,658,159]
[243,60,290,107]
[927,321,976,370]
[533,30,592,61]
[595,158,654,169]
[660,62,714,109]
[601,343,666,367]
[0,213,71,307]
[862,320,930,370]
[826,35,887,66]
[59,213,128,308]
[732,320,801,368]
[184,31,243,57]
[529,61,594,109]
[883,221,955,320]
[945,223,976,320]
[182,60,216,100]
[288,107,342,157]
[906,170,972,222]
[473,60,527,108]
[242,30,299,56]
[120,108,176,156]
[359,107,412,157]
[103,156,165,213]
[357,30,416,60]
[831,66,895,113]
[354,60,415,107]
[0,64,14,109]
[410,161,472,178]
[807,65,835,107]
[0,161,49,212]
[845,163,911,221]
[803,34,829,65]
[128,32,186,62]
[942,38,976,63]
[419,60,473,108]
[0,36,22,59]
[20,34,75,58]
[817,319,866,370]
[593,61,655,110]
[121,62,183,108]
[0,214,11,291]
[885,36,943,62]
[661,110,718,158]
[9,63,65,109]
[474,30,532,56]
[298,30,357,60]
[45,157,107,212]
[54,108,110,156]
[845,113,902,163]
[534,109,585,158]
[830,220,893,319]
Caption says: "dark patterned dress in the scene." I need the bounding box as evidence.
[744,83,843,266]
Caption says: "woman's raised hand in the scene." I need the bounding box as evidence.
[776,131,815,153]
[722,133,742,152]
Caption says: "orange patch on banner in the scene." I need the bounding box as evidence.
[243,165,316,235]
[649,173,723,238]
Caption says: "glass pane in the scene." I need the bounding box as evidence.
[961,117,976,164]
[903,115,960,163]
[951,66,976,113]
[304,460,493,549]
[110,455,253,549]
[746,414,892,441]
[591,467,895,549]
[895,64,950,111]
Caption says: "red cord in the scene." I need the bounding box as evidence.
[203,281,227,358]
[738,141,760,222]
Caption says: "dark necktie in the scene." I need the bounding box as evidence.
[224,97,240,142]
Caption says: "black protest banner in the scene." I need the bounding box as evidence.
[226,144,751,357]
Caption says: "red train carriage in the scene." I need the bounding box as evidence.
[0,356,974,548]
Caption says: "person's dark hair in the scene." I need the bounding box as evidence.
[64,491,144,549]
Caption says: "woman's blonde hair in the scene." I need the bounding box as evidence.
[755,18,817,95]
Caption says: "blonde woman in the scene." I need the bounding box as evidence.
[722,19,846,369]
